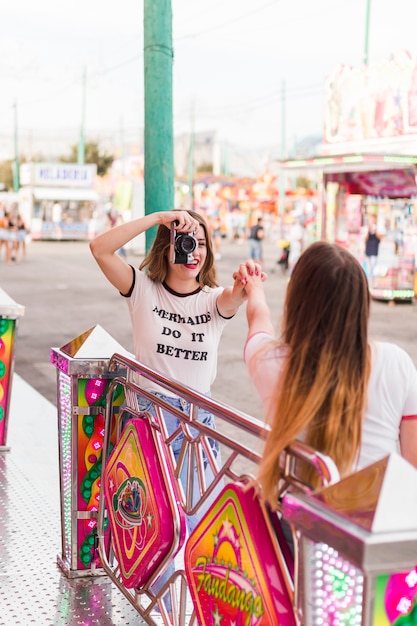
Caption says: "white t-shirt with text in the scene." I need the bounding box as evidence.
[124,268,229,396]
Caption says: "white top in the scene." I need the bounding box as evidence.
[124,268,229,396]
[244,334,417,470]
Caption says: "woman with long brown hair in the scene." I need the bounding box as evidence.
[90,208,248,510]
[91,208,253,616]
[237,241,417,507]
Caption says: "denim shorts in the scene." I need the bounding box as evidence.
[133,391,220,462]
[249,239,262,260]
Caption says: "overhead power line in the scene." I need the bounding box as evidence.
[176,0,281,41]
[174,82,324,123]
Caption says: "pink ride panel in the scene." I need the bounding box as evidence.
[103,416,186,589]
[185,481,296,625]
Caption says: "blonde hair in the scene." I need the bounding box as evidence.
[139,210,218,287]
[258,242,371,504]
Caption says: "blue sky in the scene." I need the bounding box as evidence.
[0,0,416,160]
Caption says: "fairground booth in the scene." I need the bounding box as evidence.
[279,51,417,302]
[18,162,102,241]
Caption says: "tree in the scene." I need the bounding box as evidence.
[196,161,213,174]
[296,175,315,191]
[0,160,15,191]
[0,154,45,191]
[60,141,113,176]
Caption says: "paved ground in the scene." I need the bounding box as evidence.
[1,236,417,419]
[2,236,416,626]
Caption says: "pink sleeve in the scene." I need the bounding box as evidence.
[244,331,273,364]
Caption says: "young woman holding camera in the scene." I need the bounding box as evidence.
[91,208,256,613]
[90,209,247,406]
[90,208,251,521]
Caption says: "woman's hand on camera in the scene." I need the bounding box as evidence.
[159,210,199,233]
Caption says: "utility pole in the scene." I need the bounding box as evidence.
[13,99,19,192]
[363,0,371,65]
[188,100,195,209]
[279,80,286,238]
[78,66,86,164]
[120,115,126,176]
[222,142,229,176]
[144,0,174,252]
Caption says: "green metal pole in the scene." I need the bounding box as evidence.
[144,0,174,252]
[78,67,86,164]
[13,99,19,192]
[363,0,371,65]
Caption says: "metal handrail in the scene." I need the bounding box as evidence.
[96,353,340,625]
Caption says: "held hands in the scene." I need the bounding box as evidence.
[235,261,273,336]
[232,260,267,298]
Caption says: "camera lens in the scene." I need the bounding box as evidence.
[176,233,197,254]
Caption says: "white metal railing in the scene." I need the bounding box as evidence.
[96,353,340,625]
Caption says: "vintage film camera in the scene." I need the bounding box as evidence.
[170,221,198,264]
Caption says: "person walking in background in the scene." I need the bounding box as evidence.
[51,201,62,238]
[235,241,417,509]
[7,212,18,263]
[106,207,127,258]
[365,220,381,284]
[210,214,223,261]
[0,208,11,264]
[15,214,28,262]
[248,216,264,265]
[277,239,291,273]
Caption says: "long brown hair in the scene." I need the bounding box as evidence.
[258,241,371,503]
[139,210,218,287]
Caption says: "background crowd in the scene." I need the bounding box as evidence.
[0,202,28,264]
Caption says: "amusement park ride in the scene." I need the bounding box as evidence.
[45,326,417,626]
